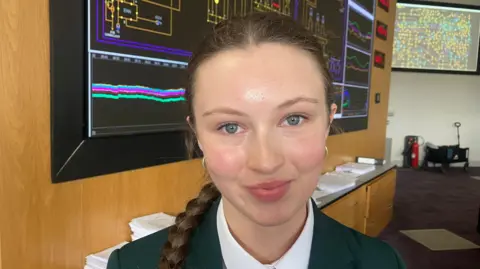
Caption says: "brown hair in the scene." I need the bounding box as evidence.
[159,11,337,269]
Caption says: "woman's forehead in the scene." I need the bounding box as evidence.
[193,43,326,109]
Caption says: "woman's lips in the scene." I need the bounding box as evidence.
[246,180,291,202]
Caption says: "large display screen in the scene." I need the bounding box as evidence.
[393,2,480,73]
[88,0,375,137]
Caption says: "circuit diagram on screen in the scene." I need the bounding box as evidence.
[301,0,343,80]
[253,0,291,15]
[207,0,232,24]
[207,0,291,24]
[105,0,181,37]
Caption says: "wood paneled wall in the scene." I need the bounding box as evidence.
[325,1,397,171]
[0,1,396,268]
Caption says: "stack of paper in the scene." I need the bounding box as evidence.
[85,242,128,269]
[311,187,331,201]
[130,212,176,241]
[316,171,359,193]
[335,162,376,175]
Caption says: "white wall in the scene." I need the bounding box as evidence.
[386,0,480,167]
[386,72,480,166]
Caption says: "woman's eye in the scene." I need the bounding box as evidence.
[284,115,305,126]
[220,123,240,134]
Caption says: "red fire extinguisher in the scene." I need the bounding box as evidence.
[411,141,419,168]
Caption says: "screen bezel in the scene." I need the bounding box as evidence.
[393,0,480,75]
[49,0,376,183]
[49,0,190,183]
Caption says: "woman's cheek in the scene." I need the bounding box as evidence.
[203,145,245,178]
[287,134,326,172]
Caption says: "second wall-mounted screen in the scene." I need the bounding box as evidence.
[393,2,480,73]
[88,0,376,137]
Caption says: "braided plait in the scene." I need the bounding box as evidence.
[159,182,221,269]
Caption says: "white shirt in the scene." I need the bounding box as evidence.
[217,198,314,269]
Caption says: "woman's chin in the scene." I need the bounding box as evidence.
[246,206,295,227]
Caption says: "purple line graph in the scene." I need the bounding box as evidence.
[348,21,372,41]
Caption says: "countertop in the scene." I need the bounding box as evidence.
[315,163,397,209]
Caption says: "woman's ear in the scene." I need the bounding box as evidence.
[186,116,193,129]
[329,103,337,125]
[186,116,203,151]
[325,103,337,139]
[186,116,197,134]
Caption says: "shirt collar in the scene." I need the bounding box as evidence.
[217,198,314,269]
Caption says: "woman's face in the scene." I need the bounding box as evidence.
[192,43,335,226]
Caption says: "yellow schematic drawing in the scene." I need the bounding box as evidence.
[302,0,328,39]
[207,0,254,24]
[337,0,344,13]
[207,0,229,24]
[302,0,317,31]
[315,13,328,59]
[254,0,291,16]
[301,0,331,64]
[284,0,291,15]
[233,0,252,17]
[105,0,181,37]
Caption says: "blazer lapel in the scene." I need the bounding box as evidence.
[184,198,224,269]
[308,199,355,269]
[184,198,355,269]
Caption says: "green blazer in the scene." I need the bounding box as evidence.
[107,198,406,269]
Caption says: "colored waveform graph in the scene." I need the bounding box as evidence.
[92,84,186,103]
[345,48,371,87]
[342,88,351,108]
[346,55,370,72]
[342,87,368,116]
[347,8,373,52]
[348,21,372,41]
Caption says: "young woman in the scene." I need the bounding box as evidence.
[107,12,405,269]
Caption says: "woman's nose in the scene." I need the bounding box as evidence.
[246,133,284,174]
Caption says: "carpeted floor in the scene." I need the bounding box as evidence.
[379,167,480,269]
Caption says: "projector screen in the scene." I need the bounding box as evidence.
[392,1,480,73]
